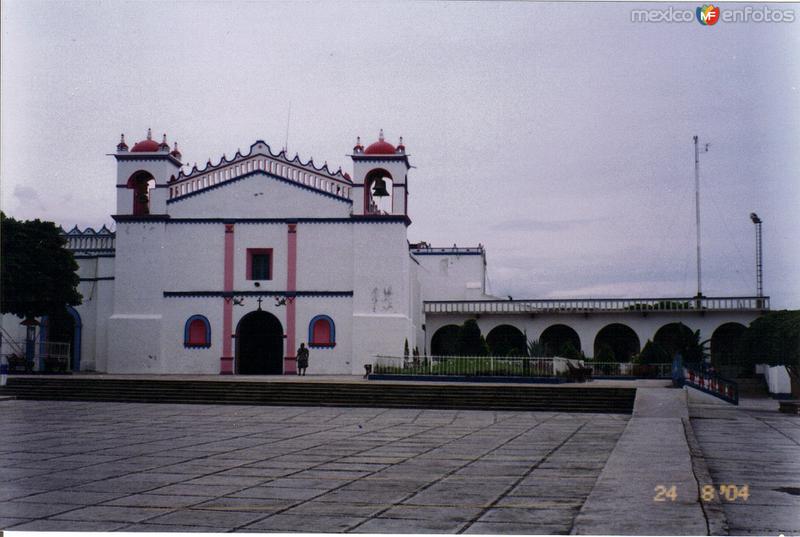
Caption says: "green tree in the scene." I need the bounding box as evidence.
[457,319,488,356]
[559,341,581,360]
[735,310,800,368]
[638,339,670,364]
[1,213,81,320]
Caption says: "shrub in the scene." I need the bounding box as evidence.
[638,339,670,364]
[735,310,800,368]
[595,343,615,362]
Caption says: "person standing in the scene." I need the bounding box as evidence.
[297,343,309,376]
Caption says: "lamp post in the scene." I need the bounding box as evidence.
[750,213,763,303]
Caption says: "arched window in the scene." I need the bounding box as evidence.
[184,315,211,348]
[308,315,335,348]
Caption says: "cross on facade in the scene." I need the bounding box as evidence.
[256,297,263,310]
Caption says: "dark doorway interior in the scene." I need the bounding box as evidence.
[48,307,78,370]
[236,310,284,375]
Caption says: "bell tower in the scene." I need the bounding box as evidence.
[112,128,182,217]
[350,130,410,217]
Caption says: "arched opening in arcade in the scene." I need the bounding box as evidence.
[364,168,393,215]
[236,310,284,374]
[430,324,460,356]
[653,322,695,359]
[41,306,82,371]
[710,322,747,372]
[594,323,640,362]
[127,170,156,215]
[539,324,581,356]
[486,325,527,356]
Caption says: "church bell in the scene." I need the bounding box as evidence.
[371,177,390,197]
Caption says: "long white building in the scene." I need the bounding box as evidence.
[2,129,768,375]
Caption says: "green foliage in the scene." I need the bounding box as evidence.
[527,338,548,358]
[1,213,81,319]
[638,339,670,364]
[595,343,615,362]
[559,341,581,360]
[456,319,488,356]
[626,301,691,311]
[735,310,800,368]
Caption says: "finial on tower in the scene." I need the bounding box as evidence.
[117,133,128,152]
[146,128,152,140]
[378,129,384,142]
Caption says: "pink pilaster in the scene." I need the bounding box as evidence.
[220,223,235,374]
[284,223,298,374]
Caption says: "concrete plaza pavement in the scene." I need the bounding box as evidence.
[0,399,627,533]
[0,381,797,534]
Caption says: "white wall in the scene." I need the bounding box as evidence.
[425,311,761,358]
[414,252,487,301]
[166,173,352,219]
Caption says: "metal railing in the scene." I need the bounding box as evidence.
[424,296,769,314]
[1,339,70,373]
[373,355,574,377]
[589,362,672,378]
[682,365,738,405]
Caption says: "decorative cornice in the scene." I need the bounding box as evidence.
[164,216,410,225]
[166,170,353,205]
[111,153,182,166]
[174,139,351,184]
[164,290,353,298]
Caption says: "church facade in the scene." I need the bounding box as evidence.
[22,130,488,375]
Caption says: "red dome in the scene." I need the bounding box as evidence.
[131,139,160,152]
[364,140,396,155]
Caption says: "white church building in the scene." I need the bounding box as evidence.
[2,129,767,376]
[11,130,490,375]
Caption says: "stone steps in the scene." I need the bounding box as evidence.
[0,377,636,413]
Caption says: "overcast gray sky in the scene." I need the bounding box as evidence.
[2,1,798,307]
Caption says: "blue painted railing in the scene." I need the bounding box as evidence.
[681,365,739,405]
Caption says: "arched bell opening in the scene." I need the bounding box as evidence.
[127,170,156,215]
[364,168,393,215]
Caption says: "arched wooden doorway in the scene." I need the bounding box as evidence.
[236,310,284,374]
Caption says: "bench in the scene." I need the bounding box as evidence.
[567,361,593,382]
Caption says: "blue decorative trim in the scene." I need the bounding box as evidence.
[368,374,569,384]
[74,254,116,259]
[412,251,483,256]
[112,214,170,222]
[166,170,353,205]
[165,290,353,298]
[79,277,115,282]
[68,306,82,371]
[184,315,211,348]
[308,315,335,348]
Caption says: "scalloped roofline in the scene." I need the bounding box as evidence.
[173,139,352,185]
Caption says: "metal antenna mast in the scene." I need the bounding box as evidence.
[693,136,709,298]
[750,213,763,297]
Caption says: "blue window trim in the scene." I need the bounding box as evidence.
[308,315,335,348]
[184,315,211,348]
